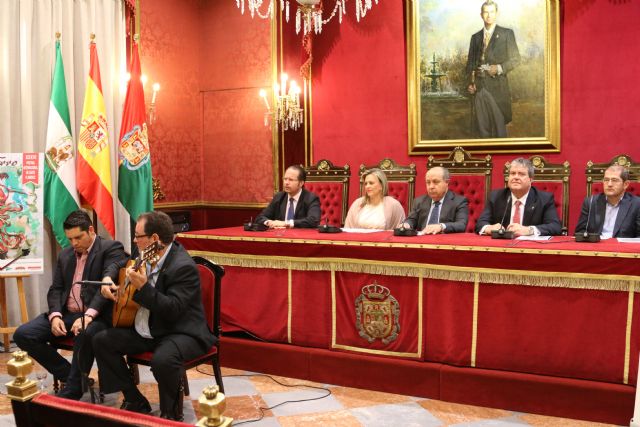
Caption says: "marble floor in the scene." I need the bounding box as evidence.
[0,345,619,426]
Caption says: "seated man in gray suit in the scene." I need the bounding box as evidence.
[255,165,321,229]
[403,166,469,234]
[575,165,640,238]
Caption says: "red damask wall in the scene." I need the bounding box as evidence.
[141,0,273,206]
[142,1,640,231]
[311,0,640,231]
[139,0,202,202]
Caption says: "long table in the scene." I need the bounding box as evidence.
[178,227,640,389]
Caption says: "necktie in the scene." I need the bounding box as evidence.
[286,198,295,221]
[427,201,441,225]
[512,200,522,225]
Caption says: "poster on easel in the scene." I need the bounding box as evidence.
[0,153,44,274]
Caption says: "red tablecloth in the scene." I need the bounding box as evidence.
[178,227,640,386]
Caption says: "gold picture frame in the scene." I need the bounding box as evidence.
[407,0,560,154]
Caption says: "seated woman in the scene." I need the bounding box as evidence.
[344,168,405,230]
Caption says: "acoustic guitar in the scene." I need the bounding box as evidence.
[112,241,163,328]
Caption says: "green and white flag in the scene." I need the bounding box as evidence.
[44,38,79,247]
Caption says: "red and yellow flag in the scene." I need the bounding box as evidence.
[77,38,115,237]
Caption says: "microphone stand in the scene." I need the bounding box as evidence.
[77,283,97,404]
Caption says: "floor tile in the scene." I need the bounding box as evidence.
[418,399,512,425]
[330,386,413,408]
[351,402,442,427]
[278,409,362,427]
[262,389,343,417]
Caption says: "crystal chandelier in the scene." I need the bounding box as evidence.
[236,0,380,36]
[259,73,304,131]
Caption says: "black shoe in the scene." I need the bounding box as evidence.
[57,385,83,400]
[120,397,152,414]
[160,412,184,422]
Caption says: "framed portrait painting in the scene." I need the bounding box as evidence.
[406,0,560,154]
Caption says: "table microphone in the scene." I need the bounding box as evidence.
[318,217,341,233]
[491,195,514,239]
[575,195,600,242]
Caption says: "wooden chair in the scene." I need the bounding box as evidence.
[303,159,351,226]
[127,256,224,419]
[503,155,570,235]
[427,147,492,233]
[359,158,416,214]
[586,154,639,195]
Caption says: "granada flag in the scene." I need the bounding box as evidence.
[118,41,153,221]
[44,36,80,247]
[77,37,115,237]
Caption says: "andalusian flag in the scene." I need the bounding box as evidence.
[118,41,153,221]
[44,38,80,248]
[77,38,115,237]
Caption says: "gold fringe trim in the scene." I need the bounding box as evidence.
[624,281,635,384]
[417,272,424,358]
[287,263,292,344]
[189,250,640,292]
[471,273,479,368]
[180,234,640,259]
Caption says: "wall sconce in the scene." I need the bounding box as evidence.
[124,73,160,125]
[259,73,303,131]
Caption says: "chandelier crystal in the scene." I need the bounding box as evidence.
[236,0,379,36]
[260,73,304,131]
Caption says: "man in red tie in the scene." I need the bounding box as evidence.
[476,158,562,236]
[255,165,321,229]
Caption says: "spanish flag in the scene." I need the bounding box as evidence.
[77,37,115,237]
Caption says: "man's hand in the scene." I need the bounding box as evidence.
[507,223,532,237]
[70,315,92,336]
[127,265,148,290]
[100,277,118,301]
[51,317,67,337]
[482,223,504,235]
[468,83,477,94]
[423,224,444,235]
[488,64,499,76]
[267,220,288,229]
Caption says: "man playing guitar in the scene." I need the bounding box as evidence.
[94,211,215,421]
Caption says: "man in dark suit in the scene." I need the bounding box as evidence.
[575,165,640,238]
[403,167,469,233]
[255,164,321,228]
[94,211,214,421]
[466,0,521,138]
[476,158,562,237]
[14,210,126,400]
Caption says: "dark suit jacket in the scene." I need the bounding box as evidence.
[466,25,521,123]
[475,187,562,236]
[405,191,469,233]
[46,236,127,321]
[575,192,640,238]
[128,241,215,352]
[255,188,321,228]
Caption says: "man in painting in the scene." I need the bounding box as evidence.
[466,0,521,138]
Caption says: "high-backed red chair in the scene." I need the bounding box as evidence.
[359,158,416,214]
[303,159,350,226]
[427,147,492,233]
[127,256,224,418]
[503,155,570,235]
[586,154,639,196]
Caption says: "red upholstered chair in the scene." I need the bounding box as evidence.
[427,147,492,233]
[303,159,351,226]
[359,158,416,214]
[503,155,570,235]
[586,154,640,196]
[127,256,224,417]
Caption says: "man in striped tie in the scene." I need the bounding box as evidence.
[476,158,562,237]
[256,165,321,229]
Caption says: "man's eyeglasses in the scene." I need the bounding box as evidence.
[134,233,151,239]
[602,178,623,184]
